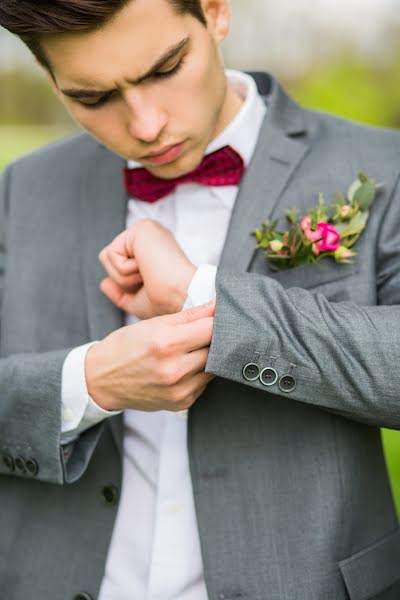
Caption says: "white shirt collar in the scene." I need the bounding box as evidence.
[128,69,266,170]
[205,69,266,167]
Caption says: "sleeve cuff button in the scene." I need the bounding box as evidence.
[279,374,297,393]
[260,367,278,386]
[242,363,260,381]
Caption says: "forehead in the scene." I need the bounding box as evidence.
[42,0,194,88]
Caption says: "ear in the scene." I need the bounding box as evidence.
[201,0,231,43]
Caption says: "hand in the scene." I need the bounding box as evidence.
[98,219,197,319]
[85,300,215,412]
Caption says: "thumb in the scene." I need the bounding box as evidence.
[167,298,216,325]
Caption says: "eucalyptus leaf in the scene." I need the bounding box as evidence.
[334,222,349,234]
[353,180,375,210]
[340,210,369,238]
[358,171,368,183]
[347,179,362,203]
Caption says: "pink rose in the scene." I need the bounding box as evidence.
[340,205,351,218]
[316,222,341,251]
[312,243,321,256]
[269,240,284,253]
[334,246,356,261]
[300,216,312,231]
[283,231,297,254]
[305,222,341,253]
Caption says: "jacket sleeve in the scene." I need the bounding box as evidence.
[206,174,400,429]
[0,165,104,485]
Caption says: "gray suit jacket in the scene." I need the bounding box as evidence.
[1,73,400,600]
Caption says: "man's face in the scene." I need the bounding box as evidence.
[42,0,238,179]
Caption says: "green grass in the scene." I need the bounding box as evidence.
[382,430,400,515]
[1,126,400,515]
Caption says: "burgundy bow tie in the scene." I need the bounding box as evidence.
[124,145,245,203]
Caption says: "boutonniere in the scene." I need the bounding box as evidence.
[254,171,382,271]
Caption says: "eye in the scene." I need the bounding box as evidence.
[154,57,186,80]
[78,92,115,110]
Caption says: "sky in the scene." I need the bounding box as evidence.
[1,0,399,75]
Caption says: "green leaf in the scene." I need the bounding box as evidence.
[288,228,296,247]
[347,179,362,203]
[339,210,369,238]
[270,218,279,232]
[334,191,345,206]
[265,254,290,260]
[285,208,298,225]
[334,222,349,234]
[353,180,376,211]
[358,171,368,183]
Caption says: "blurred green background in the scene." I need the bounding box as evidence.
[1,0,400,513]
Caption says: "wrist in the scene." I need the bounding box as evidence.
[175,263,197,311]
[85,342,117,412]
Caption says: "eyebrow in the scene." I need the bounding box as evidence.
[61,36,190,99]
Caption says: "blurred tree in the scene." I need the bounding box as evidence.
[0,69,74,126]
[289,49,400,129]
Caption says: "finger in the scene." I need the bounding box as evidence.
[100,278,141,310]
[108,249,140,276]
[172,371,215,402]
[173,316,215,353]
[179,367,215,387]
[166,299,216,327]
[104,228,135,258]
[101,278,156,319]
[177,348,212,379]
[100,251,143,290]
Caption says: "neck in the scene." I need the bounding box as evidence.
[210,75,245,142]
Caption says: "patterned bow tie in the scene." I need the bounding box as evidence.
[124,145,245,203]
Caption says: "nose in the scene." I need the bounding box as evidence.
[125,89,168,143]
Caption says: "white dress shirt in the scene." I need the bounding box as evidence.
[61,70,267,600]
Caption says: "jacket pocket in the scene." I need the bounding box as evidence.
[250,248,359,291]
[265,259,358,291]
[339,529,400,600]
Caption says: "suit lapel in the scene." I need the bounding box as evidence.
[80,144,128,455]
[220,78,310,272]
[190,76,311,594]
[80,144,127,341]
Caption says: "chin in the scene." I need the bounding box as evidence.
[151,150,203,180]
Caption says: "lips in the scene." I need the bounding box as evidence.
[141,141,186,166]
[143,143,179,159]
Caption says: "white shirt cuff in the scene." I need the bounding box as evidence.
[61,342,121,443]
[183,264,217,310]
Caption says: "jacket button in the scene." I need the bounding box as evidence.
[101,484,119,506]
[260,367,278,387]
[74,594,93,600]
[26,458,39,477]
[15,456,27,474]
[279,374,297,393]
[2,454,15,472]
[242,363,260,381]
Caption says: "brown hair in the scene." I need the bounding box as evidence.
[0,0,207,70]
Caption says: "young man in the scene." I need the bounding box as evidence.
[1,1,400,599]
